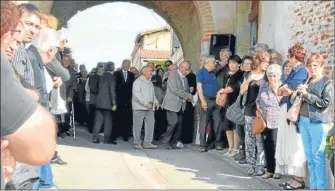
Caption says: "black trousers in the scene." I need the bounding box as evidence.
[261,128,277,173]
[57,102,72,135]
[236,124,245,151]
[330,153,334,176]
[116,104,132,140]
[154,108,167,140]
[198,98,221,148]
[93,109,113,142]
[76,101,88,125]
[162,109,183,146]
[86,103,96,133]
[181,102,195,144]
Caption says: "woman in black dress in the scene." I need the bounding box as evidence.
[219,55,244,156]
[181,66,197,144]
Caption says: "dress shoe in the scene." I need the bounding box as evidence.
[199,148,208,152]
[143,143,157,149]
[104,141,117,145]
[238,157,247,164]
[134,145,143,149]
[92,140,100,144]
[216,146,223,150]
[51,155,67,165]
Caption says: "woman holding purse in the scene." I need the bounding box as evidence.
[217,55,244,156]
[239,52,269,176]
[296,53,333,190]
[276,44,308,190]
[256,64,283,179]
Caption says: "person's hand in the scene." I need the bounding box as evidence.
[146,103,153,109]
[223,87,233,94]
[256,105,262,113]
[1,140,16,184]
[297,84,308,95]
[269,81,279,93]
[218,88,224,94]
[155,103,160,110]
[112,105,117,111]
[53,77,63,88]
[187,95,193,101]
[67,97,73,102]
[201,101,208,111]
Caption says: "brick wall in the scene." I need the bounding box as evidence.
[288,1,334,77]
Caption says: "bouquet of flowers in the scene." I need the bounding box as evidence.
[326,122,334,158]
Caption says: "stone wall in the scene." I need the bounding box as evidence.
[288,0,334,77]
[260,1,334,77]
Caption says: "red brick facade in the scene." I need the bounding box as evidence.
[289,1,334,77]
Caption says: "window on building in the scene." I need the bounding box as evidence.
[250,18,258,46]
[249,0,259,47]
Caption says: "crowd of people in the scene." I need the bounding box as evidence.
[1,1,334,190]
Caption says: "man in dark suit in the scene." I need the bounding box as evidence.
[92,62,117,144]
[114,59,135,141]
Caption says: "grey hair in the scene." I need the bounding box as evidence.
[202,55,216,65]
[220,47,232,56]
[181,59,191,69]
[140,66,152,74]
[254,43,269,52]
[31,28,60,52]
[266,64,282,76]
[179,60,191,69]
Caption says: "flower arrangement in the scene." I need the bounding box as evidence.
[326,122,334,158]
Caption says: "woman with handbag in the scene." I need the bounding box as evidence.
[255,64,283,179]
[276,44,308,190]
[217,55,244,156]
[296,53,333,190]
[239,52,269,176]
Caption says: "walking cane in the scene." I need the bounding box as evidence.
[72,102,76,139]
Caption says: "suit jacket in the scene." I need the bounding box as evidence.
[114,69,135,106]
[162,71,192,112]
[214,62,230,90]
[95,71,117,110]
[60,67,77,101]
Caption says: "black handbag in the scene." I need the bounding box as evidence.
[226,94,245,125]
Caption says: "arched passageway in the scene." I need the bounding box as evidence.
[50,1,215,69]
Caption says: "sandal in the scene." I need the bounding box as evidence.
[283,178,305,190]
[261,172,273,179]
[273,173,282,179]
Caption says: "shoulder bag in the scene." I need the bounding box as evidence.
[286,77,311,123]
[216,77,230,107]
[252,108,266,135]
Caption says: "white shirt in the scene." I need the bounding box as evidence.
[85,77,90,102]
[177,70,186,89]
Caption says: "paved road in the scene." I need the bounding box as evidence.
[52,127,282,189]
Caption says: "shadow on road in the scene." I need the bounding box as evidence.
[56,125,280,189]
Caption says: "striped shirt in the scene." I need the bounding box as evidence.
[11,44,34,86]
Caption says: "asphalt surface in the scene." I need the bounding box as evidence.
[52,126,284,189]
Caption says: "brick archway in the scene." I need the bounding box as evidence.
[45,1,214,69]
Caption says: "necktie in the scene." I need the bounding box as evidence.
[182,77,188,92]
[124,71,127,82]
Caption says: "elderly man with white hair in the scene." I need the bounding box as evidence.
[132,66,160,149]
[197,55,222,152]
[161,61,193,149]
[26,27,60,189]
